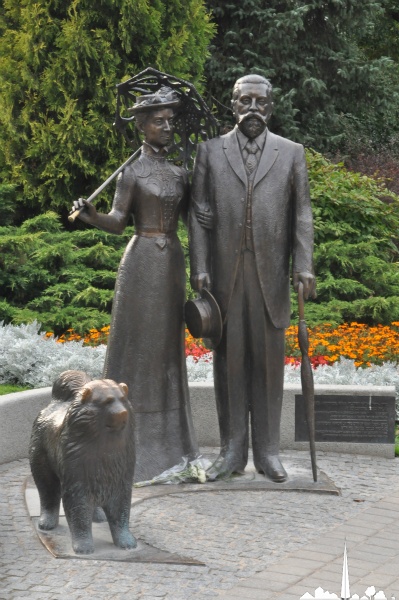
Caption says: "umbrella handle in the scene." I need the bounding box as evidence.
[68,148,141,222]
[68,205,86,223]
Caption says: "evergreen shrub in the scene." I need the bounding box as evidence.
[297,151,399,325]
[0,211,190,334]
[0,0,215,220]
[293,151,399,325]
[1,153,399,332]
[0,212,131,334]
[205,0,399,152]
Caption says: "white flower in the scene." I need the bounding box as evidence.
[197,468,207,483]
[134,456,213,486]
[188,464,198,479]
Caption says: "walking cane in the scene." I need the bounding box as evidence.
[68,148,141,223]
[297,281,317,482]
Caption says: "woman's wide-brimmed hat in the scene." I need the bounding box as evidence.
[185,288,222,350]
[128,86,180,114]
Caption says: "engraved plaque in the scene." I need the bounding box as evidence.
[295,395,396,443]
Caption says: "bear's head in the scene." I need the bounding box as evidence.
[64,379,132,445]
[79,379,130,432]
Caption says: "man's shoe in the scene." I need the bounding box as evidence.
[255,455,287,483]
[206,454,246,481]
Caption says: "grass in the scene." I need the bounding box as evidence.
[0,383,31,396]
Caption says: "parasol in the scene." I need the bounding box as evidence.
[69,67,219,222]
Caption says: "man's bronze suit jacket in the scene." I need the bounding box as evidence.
[189,128,314,329]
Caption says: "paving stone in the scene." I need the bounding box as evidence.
[373,562,399,577]
[219,589,265,599]
[270,557,326,573]
[278,583,320,597]
[365,506,399,517]
[238,578,289,592]
[290,549,339,562]
[14,594,45,600]
[306,538,349,551]
[8,582,32,591]
[296,574,343,589]
[330,558,375,576]
[314,563,349,577]
[345,549,391,563]
[253,572,303,585]
[353,574,399,592]
[358,544,399,558]
[337,524,381,537]
[1,451,399,600]
[369,536,399,550]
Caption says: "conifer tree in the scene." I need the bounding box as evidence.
[0,0,214,220]
[205,0,399,151]
[363,0,399,62]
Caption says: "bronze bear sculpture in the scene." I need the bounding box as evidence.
[29,370,136,554]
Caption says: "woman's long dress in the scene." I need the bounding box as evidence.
[103,146,198,482]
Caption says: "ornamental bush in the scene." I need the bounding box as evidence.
[0,0,215,221]
[0,210,191,334]
[1,152,399,331]
[0,321,105,387]
[0,212,131,334]
[292,151,399,326]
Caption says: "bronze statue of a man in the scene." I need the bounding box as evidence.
[189,74,315,482]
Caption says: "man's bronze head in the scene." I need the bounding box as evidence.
[232,74,274,139]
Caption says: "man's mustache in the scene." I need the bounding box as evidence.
[238,113,268,125]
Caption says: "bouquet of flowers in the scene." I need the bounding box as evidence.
[134,456,212,487]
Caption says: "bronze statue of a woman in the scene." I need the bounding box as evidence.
[72,88,198,482]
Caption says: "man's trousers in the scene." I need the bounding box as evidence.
[213,249,286,467]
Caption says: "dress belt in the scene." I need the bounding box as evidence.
[136,230,175,238]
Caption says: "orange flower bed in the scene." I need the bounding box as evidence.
[45,322,399,368]
[45,326,111,347]
[185,331,211,361]
[285,322,399,368]
[45,327,211,360]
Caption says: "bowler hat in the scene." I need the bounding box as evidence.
[185,288,222,350]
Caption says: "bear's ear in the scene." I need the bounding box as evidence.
[119,383,128,396]
[80,386,92,403]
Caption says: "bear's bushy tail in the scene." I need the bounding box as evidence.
[52,370,92,402]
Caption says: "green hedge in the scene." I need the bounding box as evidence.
[299,151,399,325]
[1,150,399,333]
[0,212,132,334]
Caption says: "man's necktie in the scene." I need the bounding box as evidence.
[245,140,258,173]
